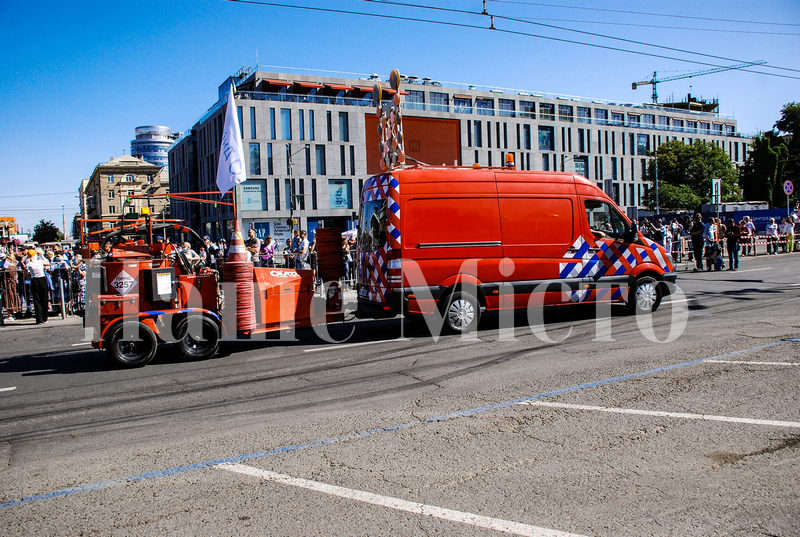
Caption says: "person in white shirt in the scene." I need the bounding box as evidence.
[24,249,49,324]
[293,230,310,269]
[781,216,795,253]
[765,218,779,255]
[742,216,757,255]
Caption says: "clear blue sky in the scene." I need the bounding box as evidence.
[1,0,797,234]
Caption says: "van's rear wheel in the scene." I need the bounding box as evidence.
[441,290,480,334]
[106,322,158,367]
[627,276,662,314]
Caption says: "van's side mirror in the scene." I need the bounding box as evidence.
[623,221,638,243]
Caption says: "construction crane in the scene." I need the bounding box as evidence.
[632,60,767,104]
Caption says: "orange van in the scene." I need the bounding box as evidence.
[355,164,676,333]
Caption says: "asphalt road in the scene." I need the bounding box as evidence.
[1,253,798,536]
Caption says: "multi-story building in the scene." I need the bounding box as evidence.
[83,156,170,234]
[169,67,749,244]
[131,126,180,169]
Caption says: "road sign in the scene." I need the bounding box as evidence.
[784,181,794,195]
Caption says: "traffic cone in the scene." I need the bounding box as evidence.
[226,220,249,262]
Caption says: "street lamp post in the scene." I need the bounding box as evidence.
[286,144,310,231]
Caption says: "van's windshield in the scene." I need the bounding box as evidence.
[360,200,387,253]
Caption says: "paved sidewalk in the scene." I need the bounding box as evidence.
[0,313,83,331]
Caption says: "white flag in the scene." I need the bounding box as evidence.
[216,83,246,197]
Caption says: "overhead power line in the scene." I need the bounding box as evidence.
[361,0,800,76]
[488,0,800,28]
[226,1,800,80]
[0,192,75,199]
[514,17,800,37]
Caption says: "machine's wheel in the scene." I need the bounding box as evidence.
[440,290,481,334]
[627,276,663,314]
[105,322,158,367]
[173,316,220,360]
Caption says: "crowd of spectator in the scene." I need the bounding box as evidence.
[0,243,86,324]
[638,206,799,272]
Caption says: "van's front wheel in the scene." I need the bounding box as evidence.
[627,276,662,314]
[441,290,480,334]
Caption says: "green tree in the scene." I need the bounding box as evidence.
[740,132,787,205]
[32,220,63,243]
[643,139,739,211]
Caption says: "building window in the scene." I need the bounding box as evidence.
[538,126,555,151]
[643,114,655,126]
[595,109,608,125]
[520,101,535,119]
[558,105,573,122]
[267,143,274,175]
[350,145,356,175]
[637,134,649,155]
[577,107,591,123]
[305,145,311,176]
[611,112,624,126]
[147,175,153,183]
[658,116,669,127]
[540,103,555,121]
[340,146,346,175]
[498,98,515,117]
[125,174,135,182]
[315,145,326,175]
[297,179,305,210]
[285,178,293,210]
[578,129,585,153]
[237,106,244,139]
[474,121,483,147]
[406,90,424,110]
[430,92,448,111]
[328,179,352,209]
[270,109,276,139]
[250,107,256,139]
[628,114,640,126]
[467,120,472,147]
[311,178,317,210]
[453,96,472,114]
[299,110,305,140]
[542,154,550,171]
[673,119,684,128]
[108,191,115,199]
[249,143,261,175]
[281,109,292,140]
[109,205,116,214]
[107,175,114,183]
[339,112,349,142]
[274,178,280,210]
[713,124,723,134]
[476,98,494,116]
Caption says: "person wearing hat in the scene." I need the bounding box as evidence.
[24,249,49,324]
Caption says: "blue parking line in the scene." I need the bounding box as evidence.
[2,337,797,510]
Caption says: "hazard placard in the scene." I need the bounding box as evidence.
[110,269,137,295]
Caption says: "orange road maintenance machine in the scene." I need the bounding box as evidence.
[81,192,344,367]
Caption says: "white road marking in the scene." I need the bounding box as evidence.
[732,267,772,273]
[664,297,695,304]
[790,283,800,287]
[705,359,799,366]
[71,342,92,347]
[303,339,400,353]
[0,387,16,393]
[521,401,800,429]
[216,463,586,537]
